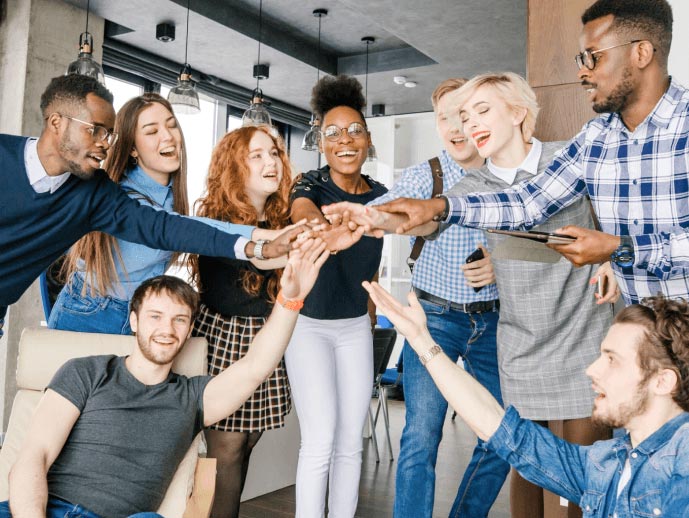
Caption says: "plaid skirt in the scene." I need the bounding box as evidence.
[193,304,291,432]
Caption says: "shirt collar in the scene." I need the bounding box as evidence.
[122,165,173,208]
[631,411,689,456]
[24,138,71,194]
[607,77,683,132]
[486,138,542,185]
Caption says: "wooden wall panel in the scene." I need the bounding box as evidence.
[528,0,595,87]
[533,83,594,141]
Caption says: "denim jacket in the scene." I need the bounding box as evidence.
[488,406,689,517]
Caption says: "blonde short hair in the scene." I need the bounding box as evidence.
[446,72,540,142]
[431,78,467,112]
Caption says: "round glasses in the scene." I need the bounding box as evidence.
[574,40,642,71]
[320,122,367,142]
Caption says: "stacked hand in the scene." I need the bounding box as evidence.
[263,219,317,258]
[280,237,329,300]
[317,210,367,252]
[321,202,386,238]
[374,197,446,234]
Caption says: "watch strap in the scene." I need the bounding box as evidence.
[277,290,304,311]
[419,344,442,366]
[253,239,269,260]
[432,195,449,222]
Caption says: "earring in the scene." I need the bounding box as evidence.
[132,155,138,165]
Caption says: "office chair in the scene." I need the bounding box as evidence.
[369,327,397,463]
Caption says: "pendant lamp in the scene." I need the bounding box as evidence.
[301,8,327,151]
[242,0,272,126]
[362,36,377,162]
[66,0,105,85]
[168,0,201,114]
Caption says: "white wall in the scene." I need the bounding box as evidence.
[668,0,689,86]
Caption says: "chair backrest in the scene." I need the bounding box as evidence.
[0,327,208,518]
[372,327,397,381]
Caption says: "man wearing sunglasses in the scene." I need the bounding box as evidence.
[0,74,302,340]
[375,0,687,307]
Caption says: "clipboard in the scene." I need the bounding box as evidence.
[486,229,576,245]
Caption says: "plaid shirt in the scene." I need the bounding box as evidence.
[446,79,689,305]
[370,150,498,303]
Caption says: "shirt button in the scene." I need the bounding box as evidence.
[631,452,638,458]
[633,139,639,145]
[632,179,637,185]
[585,505,591,511]
[653,508,661,516]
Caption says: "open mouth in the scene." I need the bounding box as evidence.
[159,146,178,158]
[262,171,278,179]
[472,131,491,148]
[87,153,105,166]
[592,384,606,401]
[335,150,358,158]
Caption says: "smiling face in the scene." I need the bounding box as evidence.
[129,291,193,367]
[436,92,480,165]
[319,106,369,178]
[57,93,116,180]
[131,102,183,185]
[245,130,284,204]
[586,323,652,429]
[459,84,527,162]
[578,15,638,114]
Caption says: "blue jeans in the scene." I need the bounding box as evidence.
[0,498,163,518]
[48,273,131,335]
[394,298,509,518]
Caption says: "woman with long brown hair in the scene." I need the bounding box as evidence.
[188,125,293,518]
[48,93,272,334]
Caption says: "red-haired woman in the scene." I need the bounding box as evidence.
[189,125,293,518]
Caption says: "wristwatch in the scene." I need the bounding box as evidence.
[419,344,442,366]
[432,195,450,222]
[277,290,304,311]
[253,239,269,260]
[611,235,634,267]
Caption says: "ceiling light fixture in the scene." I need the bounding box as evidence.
[301,8,327,151]
[242,0,272,127]
[393,76,407,85]
[167,0,201,114]
[404,81,418,88]
[66,0,105,84]
[156,23,176,43]
[362,36,377,163]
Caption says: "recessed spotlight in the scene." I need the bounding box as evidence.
[156,23,175,42]
[393,76,407,85]
[404,81,417,88]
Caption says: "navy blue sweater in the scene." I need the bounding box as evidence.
[0,134,241,308]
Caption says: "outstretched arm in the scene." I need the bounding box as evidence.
[322,200,439,237]
[203,237,330,426]
[9,390,80,518]
[362,281,504,440]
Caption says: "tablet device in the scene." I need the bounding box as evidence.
[486,229,576,245]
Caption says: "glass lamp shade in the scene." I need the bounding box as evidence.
[366,144,378,162]
[66,33,105,85]
[242,89,272,126]
[168,67,201,114]
[301,126,320,151]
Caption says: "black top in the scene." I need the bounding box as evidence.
[199,224,276,318]
[290,166,387,319]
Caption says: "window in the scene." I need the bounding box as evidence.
[106,76,142,113]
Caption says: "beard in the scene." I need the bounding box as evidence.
[592,66,635,114]
[592,380,650,429]
[58,132,96,180]
[136,333,182,366]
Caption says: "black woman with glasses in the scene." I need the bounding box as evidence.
[286,74,387,518]
[374,0,689,308]
[0,74,301,341]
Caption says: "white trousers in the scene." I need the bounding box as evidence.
[284,314,374,518]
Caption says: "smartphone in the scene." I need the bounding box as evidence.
[465,248,485,293]
[486,229,576,244]
[597,275,606,298]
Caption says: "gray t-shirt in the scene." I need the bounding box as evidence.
[46,355,211,518]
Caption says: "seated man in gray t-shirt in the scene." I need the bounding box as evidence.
[3,237,328,518]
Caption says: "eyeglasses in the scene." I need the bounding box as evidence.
[59,114,119,146]
[320,122,367,142]
[574,40,642,70]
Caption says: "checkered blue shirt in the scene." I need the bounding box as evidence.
[445,78,689,305]
[370,150,498,303]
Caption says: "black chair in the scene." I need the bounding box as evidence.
[369,327,397,463]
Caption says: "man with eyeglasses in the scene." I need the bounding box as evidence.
[0,74,302,339]
[374,0,688,307]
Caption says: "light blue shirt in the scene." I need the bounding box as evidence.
[490,406,689,517]
[369,150,498,303]
[75,165,253,300]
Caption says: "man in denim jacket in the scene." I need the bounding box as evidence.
[365,281,689,517]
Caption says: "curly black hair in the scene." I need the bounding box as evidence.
[615,295,689,412]
[582,0,673,63]
[310,75,367,122]
[40,74,114,117]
